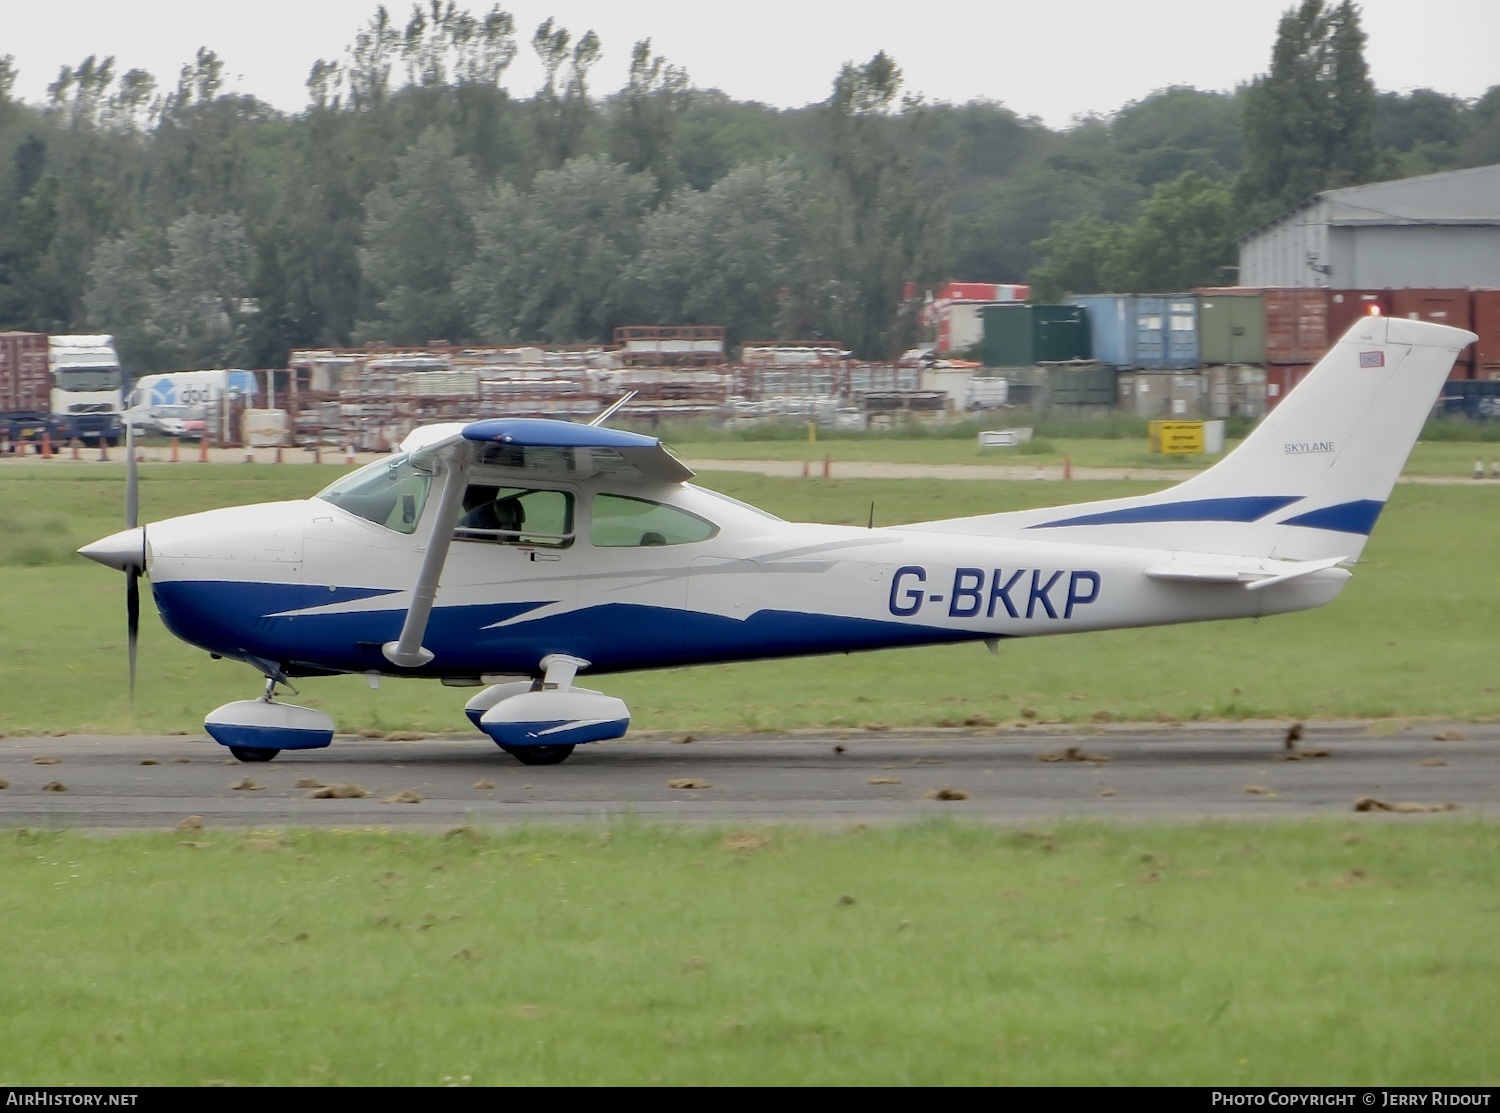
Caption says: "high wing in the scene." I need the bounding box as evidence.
[400,418,694,484]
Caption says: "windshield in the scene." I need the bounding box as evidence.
[316,454,434,534]
[56,368,123,392]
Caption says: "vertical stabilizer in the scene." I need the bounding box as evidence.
[914,316,1476,560]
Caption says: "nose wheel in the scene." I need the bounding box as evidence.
[497,743,575,766]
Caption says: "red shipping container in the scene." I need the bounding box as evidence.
[1471,289,1500,375]
[0,331,51,414]
[1265,364,1312,410]
[1391,288,1474,375]
[1265,288,1330,364]
[1326,290,1391,343]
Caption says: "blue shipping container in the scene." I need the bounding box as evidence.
[1437,380,1500,420]
[1134,294,1199,369]
[1071,295,1136,370]
[1165,295,1199,368]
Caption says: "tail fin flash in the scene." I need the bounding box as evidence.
[918,316,1477,561]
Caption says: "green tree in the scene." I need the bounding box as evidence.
[356,126,480,344]
[1115,172,1238,291]
[152,212,253,367]
[812,52,947,358]
[1026,216,1127,303]
[459,155,654,343]
[607,39,689,195]
[1238,0,1376,216]
[82,230,163,369]
[528,20,600,173]
[630,160,816,346]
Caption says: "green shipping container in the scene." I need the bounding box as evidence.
[981,304,1090,366]
[1049,367,1116,406]
[1197,290,1265,365]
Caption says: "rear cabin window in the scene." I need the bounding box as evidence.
[454,485,574,548]
[590,494,717,547]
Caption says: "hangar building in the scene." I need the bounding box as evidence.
[1237,163,1500,289]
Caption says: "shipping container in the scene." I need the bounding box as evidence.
[1326,290,1390,343]
[1264,288,1330,364]
[1435,380,1500,421]
[1136,295,1199,368]
[1196,289,1266,365]
[1071,295,1136,369]
[1391,288,1474,376]
[1470,289,1500,375]
[980,304,1089,366]
[0,331,51,414]
[1265,364,1313,411]
[1205,365,1267,419]
[1047,366,1114,407]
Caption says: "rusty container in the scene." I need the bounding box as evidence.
[1470,289,1500,377]
[0,331,51,414]
[1265,364,1313,411]
[1326,291,1391,344]
[1391,289,1474,376]
[1264,288,1330,364]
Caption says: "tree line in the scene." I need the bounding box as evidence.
[0,0,1496,372]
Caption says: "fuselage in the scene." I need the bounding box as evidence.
[139,460,1348,681]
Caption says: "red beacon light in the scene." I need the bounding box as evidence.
[1368,304,1382,316]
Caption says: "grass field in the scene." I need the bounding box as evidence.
[3,463,1500,735]
[0,821,1493,1086]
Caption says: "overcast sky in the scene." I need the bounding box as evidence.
[5,0,1498,128]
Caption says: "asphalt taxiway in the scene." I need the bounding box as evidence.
[2,722,1494,829]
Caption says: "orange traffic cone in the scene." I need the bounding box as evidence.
[822,454,831,478]
[170,437,180,463]
[198,438,208,463]
[1063,453,1072,480]
[345,445,355,465]
[70,438,81,460]
[41,430,53,459]
[96,437,107,462]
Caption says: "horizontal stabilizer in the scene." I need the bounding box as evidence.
[1145,554,1349,590]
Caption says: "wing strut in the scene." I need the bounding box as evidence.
[383,446,471,668]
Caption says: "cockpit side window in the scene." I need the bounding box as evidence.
[315,454,433,534]
[454,485,574,548]
[590,494,718,547]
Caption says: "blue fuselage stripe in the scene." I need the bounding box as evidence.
[153,582,981,677]
[1031,495,1301,528]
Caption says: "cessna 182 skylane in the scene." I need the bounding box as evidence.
[80,315,1475,765]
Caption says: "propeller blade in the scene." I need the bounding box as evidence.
[125,422,138,529]
[126,569,139,700]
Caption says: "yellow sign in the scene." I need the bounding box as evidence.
[1148,420,1205,455]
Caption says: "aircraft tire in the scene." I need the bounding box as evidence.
[228,746,280,763]
[498,744,575,766]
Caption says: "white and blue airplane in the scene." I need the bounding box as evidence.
[80,315,1475,765]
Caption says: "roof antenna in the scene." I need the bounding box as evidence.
[868,501,875,529]
[589,390,637,428]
